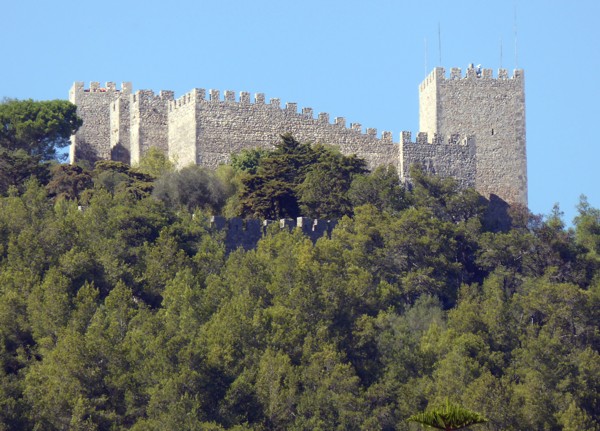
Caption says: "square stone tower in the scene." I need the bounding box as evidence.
[69,82,132,164]
[419,66,527,206]
[129,90,174,165]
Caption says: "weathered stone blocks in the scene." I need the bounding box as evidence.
[69,66,527,206]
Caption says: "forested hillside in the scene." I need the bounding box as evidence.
[0,100,598,430]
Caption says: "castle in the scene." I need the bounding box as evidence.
[69,65,527,206]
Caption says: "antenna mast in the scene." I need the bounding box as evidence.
[500,38,503,69]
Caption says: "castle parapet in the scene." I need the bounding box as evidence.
[169,88,207,110]
[157,84,397,144]
[240,92,251,104]
[399,130,476,189]
[161,85,397,152]
[285,102,297,114]
[420,67,523,91]
[381,131,393,142]
[401,131,474,146]
[211,216,337,252]
[224,90,235,102]
[72,81,132,94]
[132,89,174,104]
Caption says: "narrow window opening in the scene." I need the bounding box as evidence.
[491,128,494,135]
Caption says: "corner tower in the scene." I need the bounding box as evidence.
[419,66,527,205]
[69,82,132,164]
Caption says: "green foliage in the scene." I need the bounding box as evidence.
[133,146,175,178]
[0,99,82,197]
[574,194,600,258]
[153,165,231,213]
[92,160,155,198]
[0,142,597,430]
[408,399,488,430]
[297,148,367,218]
[0,98,81,160]
[349,164,409,214]
[230,147,268,174]
[237,134,367,219]
[0,149,50,195]
[46,163,93,200]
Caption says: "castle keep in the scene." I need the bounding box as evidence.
[70,66,526,205]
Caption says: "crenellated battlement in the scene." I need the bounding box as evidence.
[70,65,527,206]
[131,89,174,105]
[166,87,393,140]
[210,216,337,252]
[419,66,523,92]
[71,81,132,95]
[400,131,474,147]
[399,131,477,190]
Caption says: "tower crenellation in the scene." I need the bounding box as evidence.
[69,67,527,206]
[302,107,313,118]
[224,90,236,102]
[240,92,251,104]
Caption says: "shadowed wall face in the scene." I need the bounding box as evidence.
[211,216,337,253]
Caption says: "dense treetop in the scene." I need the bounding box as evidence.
[0,98,81,160]
[0,124,598,430]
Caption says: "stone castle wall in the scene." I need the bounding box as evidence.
[168,89,201,167]
[419,66,526,205]
[109,95,131,163]
[168,88,398,170]
[69,67,527,206]
[130,90,174,165]
[399,131,476,189]
[211,216,338,252]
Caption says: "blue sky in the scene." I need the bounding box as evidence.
[2,0,599,224]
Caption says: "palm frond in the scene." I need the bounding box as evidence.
[408,399,488,430]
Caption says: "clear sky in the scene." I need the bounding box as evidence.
[2,0,599,224]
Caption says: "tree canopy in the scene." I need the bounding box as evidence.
[238,134,367,219]
[0,98,81,160]
[0,130,598,430]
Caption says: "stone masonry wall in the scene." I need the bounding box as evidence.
[170,88,399,170]
[130,90,174,165]
[109,96,131,163]
[399,131,476,189]
[419,67,527,205]
[69,82,131,163]
[168,89,201,167]
[69,68,524,205]
[211,216,337,252]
